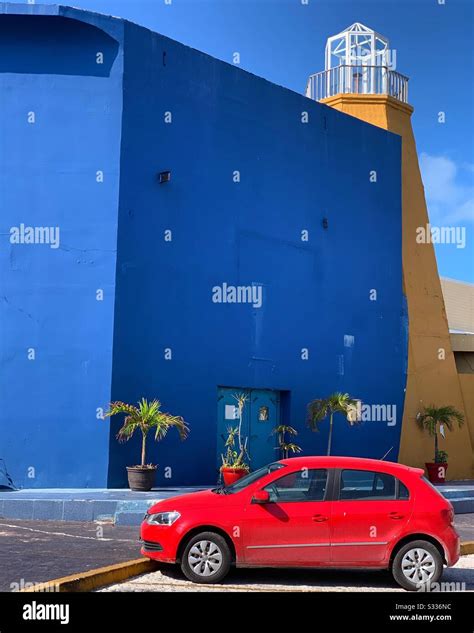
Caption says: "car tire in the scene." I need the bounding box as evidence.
[392,540,443,591]
[180,531,231,584]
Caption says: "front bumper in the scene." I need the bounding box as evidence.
[140,520,181,563]
[141,540,164,553]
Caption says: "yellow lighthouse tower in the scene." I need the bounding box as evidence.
[306,23,474,478]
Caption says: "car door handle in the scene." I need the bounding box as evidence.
[388,512,404,520]
[312,514,328,522]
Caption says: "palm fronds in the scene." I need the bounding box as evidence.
[104,398,189,467]
[307,392,360,456]
[272,425,302,459]
[417,404,464,462]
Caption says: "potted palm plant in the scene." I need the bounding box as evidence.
[307,392,360,455]
[416,405,464,483]
[220,392,250,486]
[104,398,189,491]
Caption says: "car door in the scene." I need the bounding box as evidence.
[331,468,413,564]
[242,468,332,566]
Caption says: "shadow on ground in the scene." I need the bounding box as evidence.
[124,556,474,592]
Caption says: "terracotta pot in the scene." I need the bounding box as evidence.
[126,466,157,491]
[425,462,448,484]
[221,467,248,486]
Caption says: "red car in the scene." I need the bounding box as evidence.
[140,456,459,591]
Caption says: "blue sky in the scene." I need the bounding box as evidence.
[10,0,474,281]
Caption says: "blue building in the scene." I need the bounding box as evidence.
[0,4,407,489]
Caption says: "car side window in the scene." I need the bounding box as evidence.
[264,469,328,503]
[398,481,410,500]
[339,469,397,501]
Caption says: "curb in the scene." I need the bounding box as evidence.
[21,558,159,593]
[460,541,474,556]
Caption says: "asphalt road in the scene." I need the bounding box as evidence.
[0,519,139,592]
[455,514,474,541]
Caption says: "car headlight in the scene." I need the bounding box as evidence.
[146,511,181,526]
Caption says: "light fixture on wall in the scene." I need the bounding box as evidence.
[158,170,171,184]
[322,218,329,229]
[259,406,269,421]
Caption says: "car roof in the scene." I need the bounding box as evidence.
[278,455,422,475]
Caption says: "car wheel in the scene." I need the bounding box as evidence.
[180,531,231,584]
[392,540,443,591]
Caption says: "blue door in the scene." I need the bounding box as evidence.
[217,387,280,473]
[248,389,280,469]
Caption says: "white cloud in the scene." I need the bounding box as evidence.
[419,153,474,224]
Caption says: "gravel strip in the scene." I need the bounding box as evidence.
[100,554,474,593]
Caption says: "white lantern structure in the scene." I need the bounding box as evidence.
[306,23,408,103]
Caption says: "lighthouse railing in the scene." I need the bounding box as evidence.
[306,65,409,103]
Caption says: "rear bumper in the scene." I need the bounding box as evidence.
[441,525,460,567]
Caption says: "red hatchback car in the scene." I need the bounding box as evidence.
[140,456,460,590]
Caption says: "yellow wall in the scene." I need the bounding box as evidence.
[459,375,474,457]
[322,94,474,479]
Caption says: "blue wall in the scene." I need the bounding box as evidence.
[0,6,124,487]
[0,5,407,489]
[108,19,407,486]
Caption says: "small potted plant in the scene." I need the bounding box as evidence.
[104,398,189,491]
[416,405,464,484]
[428,451,450,485]
[273,424,302,459]
[220,426,250,486]
[220,392,250,486]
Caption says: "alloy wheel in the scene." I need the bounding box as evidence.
[401,547,436,584]
[187,540,223,577]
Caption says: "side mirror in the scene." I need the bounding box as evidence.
[252,489,270,504]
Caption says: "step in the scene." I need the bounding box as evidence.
[435,483,474,513]
[0,487,208,525]
[0,483,472,526]
[449,498,474,515]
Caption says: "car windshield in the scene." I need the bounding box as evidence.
[221,463,286,494]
